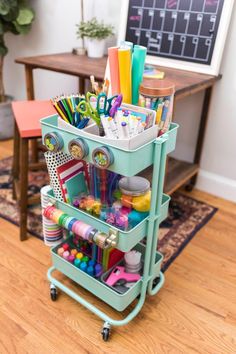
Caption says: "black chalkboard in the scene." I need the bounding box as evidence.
[125,0,224,65]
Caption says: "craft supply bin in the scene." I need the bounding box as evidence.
[46,188,170,252]
[42,114,179,340]
[41,115,178,176]
[51,237,163,312]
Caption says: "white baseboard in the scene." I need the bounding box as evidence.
[196,170,236,202]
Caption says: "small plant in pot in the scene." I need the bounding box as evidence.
[76,17,114,59]
[0,0,34,140]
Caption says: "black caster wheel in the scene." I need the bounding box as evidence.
[101,322,111,341]
[50,285,57,301]
[152,277,160,288]
[185,183,194,192]
[102,328,110,341]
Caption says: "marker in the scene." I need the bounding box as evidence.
[138,122,146,134]
[114,107,123,125]
[120,121,129,139]
[101,115,116,138]
[108,117,118,138]
[132,117,140,136]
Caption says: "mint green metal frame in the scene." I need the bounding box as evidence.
[45,120,178,328]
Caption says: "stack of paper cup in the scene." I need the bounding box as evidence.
[41,185,63,246]
[124,250,142,273]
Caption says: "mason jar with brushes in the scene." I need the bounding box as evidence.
[139,78,175,136]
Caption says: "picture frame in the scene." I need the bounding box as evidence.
[117,0,234,75]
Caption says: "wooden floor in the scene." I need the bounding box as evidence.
[0,139,236,354]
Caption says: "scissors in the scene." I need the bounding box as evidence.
[97,93,122,117]
[77,92,101,125]
[109,94,123,117]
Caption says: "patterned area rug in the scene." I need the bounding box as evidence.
[0,156,217,272]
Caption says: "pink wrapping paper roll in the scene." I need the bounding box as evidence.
[108,47,120,95]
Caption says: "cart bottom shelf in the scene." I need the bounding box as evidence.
[50,241,164,312]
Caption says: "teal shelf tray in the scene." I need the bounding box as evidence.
[51,239,163,312]
[47,188,170,252]
[41,115,178,176]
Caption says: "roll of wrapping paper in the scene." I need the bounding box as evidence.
[118,48,132,104]
[132,45,147,105]
[44,151,73,201]
[120,41,134,51]
[108,47,120,95]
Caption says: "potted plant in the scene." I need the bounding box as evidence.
[0,0,34,140]
[76,17,114,58]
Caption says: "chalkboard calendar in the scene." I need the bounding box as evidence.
[118,0,234,74]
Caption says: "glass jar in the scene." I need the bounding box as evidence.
[118,176,151,213]
[139,78,175,136]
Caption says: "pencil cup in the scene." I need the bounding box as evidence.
[139,78,175,136]
[41,185,63,246]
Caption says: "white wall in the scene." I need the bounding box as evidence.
[3,0,236,201]
[173,9,236,202]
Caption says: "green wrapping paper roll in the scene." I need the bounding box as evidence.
[132,45,147,105]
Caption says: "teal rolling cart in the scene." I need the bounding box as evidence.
[41,114,178,341]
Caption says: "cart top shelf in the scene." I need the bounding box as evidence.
[41,115,178,176]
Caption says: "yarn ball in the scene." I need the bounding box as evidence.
[71,249,78,256]
[68,254,75,263]
[62,243,70,251]
[76,252,84,260]
[57,247,64,257]
[62,251,70,260]
[74,259,81,267]
[79,262,87,272]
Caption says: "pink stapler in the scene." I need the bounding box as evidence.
[105,266,141,287]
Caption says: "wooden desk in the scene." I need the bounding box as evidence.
[16,52,221,194]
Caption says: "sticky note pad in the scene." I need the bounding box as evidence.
[65,172,87,204]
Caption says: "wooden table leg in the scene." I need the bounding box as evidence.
[19,137,29,241]
[12,121,20,200]
[164,96,176,194]
[25,65,38,163]
[187,86,213,190]
[79,77,85,94]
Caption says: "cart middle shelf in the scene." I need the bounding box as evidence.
[46,188,170,252]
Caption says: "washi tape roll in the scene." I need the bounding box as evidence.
[58,213,68,226]
[72,220,81,234]
[67,218,78,231]
[84,226,94,241]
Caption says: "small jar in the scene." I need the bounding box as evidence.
[118,176,151,213]
[139,78,175,136]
